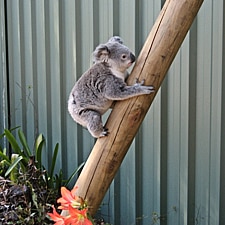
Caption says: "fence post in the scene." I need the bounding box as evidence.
[74,0,204,216]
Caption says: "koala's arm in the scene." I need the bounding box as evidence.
[104,76,154,101]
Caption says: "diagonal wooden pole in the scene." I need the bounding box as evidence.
[74,0,204,216]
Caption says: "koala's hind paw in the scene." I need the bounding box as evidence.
[99,127,109,138]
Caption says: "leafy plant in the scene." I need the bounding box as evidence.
[0,128,84,189]
[0,128,85,225]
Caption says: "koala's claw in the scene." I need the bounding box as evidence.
[140,79,145,85]
[99,127,109,138]
[103,127,108,133]
[135,78,145,86]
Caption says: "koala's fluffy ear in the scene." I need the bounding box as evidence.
[93,44,110,62]
[108,36,124,44]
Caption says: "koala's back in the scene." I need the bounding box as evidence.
[70,62,122,114]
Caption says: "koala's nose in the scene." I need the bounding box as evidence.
[130,53,136,63]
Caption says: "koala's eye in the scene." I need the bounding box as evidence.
[121,54,127,60]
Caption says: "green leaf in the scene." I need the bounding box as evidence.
[18,129,31,157]
[31,187,38,209]
[5,155,23,177]
[0,148,10,162]
[64,162,85,187]
[0,126,20,139]
[34,134,45,169]
[35,133,45,149]
[55,169,63,190]
[4,129,23,155]
[49,143,59,180]
[4,129,28,166]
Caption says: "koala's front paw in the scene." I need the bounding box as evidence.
[134,78,155,93]
[142,86,155,94]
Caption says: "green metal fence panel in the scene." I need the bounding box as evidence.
[0,0,8,144]
[0,0,224,224]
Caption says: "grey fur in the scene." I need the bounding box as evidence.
[68,37,154,138]
[108,36,124,44]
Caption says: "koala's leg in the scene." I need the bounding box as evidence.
[82,110,108,138]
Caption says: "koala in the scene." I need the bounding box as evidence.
[68,37,155,138]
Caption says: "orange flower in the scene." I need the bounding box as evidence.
[64,206,93,225]
[48,205,66,225]
[48,186,93,225]
[57,186,84,210]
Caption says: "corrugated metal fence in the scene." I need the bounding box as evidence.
[0,0,224,224]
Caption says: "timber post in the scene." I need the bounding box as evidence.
[74,0,204,216]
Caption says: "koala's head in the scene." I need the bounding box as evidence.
[93,40,135,73]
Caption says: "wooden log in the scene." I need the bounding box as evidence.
[74,0,204,216]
